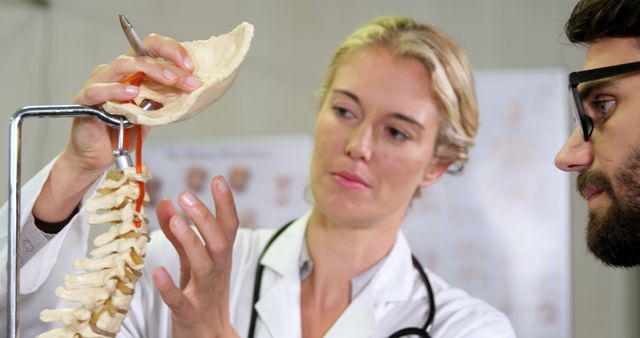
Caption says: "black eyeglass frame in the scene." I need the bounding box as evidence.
[569,60,640,141]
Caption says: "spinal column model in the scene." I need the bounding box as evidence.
[35,21,254,337]
[37,165,151,338]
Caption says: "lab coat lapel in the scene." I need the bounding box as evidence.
[369,231,417,303]
[324,287,377,338]
[255,278,301,338]
[254,214,309,338]
[325,231,416,337]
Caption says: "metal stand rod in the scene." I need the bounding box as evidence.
[7,105,130,338]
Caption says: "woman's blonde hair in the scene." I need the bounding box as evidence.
[318,16,478,171]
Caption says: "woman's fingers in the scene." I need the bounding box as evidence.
[178,191,233,268]
[83,53,200,96]
[153,180,238,336]
[169,213,219,287]
[74,82,139,106]
[157,199,182,249]
[210,176,240,240]
[157,199,191,287]
[74,33,201,111]
[143,33,195,71]
[120,33,200,91]
[105,55,201,92]
[152,267,193,319]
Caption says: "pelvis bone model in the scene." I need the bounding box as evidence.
[104,22,254,126]
[36,21,254,338]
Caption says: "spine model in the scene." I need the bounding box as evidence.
[37,165,151,338]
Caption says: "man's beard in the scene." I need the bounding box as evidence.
[577,150,640,268]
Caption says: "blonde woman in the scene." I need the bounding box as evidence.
[1,16,515,338]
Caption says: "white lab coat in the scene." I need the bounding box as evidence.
[0,160,516,338]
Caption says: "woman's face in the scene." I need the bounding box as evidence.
[310,46,447,228]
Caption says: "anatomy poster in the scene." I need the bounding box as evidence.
[143,135,313,231]
[143,69,570,338]
[403,69,570,338]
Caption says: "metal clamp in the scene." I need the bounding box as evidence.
[113,117,134,170]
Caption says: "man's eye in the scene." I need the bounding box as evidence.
[594,100,616,116]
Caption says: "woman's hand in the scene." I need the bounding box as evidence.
[67,33,201,175]
[153,176,240,338]
[33,34,203,227]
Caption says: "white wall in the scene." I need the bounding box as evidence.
[0,0,637,337]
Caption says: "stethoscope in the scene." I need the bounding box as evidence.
[247,221,436,338]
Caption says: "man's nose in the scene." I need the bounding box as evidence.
[554,128,594,172]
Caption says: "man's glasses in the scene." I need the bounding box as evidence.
[569,60,640,141]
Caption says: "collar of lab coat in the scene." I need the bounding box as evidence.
[256,212,419,337]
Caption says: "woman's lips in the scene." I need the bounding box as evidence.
[582,186,604,201]
[331,171,369,189]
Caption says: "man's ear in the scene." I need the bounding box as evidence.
[419,160,451,188]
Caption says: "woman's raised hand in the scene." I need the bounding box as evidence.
[65,33,202,175]
[33,33,202,229]
[153,176,241,338]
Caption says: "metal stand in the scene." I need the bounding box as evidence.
[7,105,130,338]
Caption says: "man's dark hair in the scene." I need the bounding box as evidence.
[566,0,640,44]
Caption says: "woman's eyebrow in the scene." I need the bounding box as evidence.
[391,113,424,129]
[332,89,360,104]
[332,88,424,128]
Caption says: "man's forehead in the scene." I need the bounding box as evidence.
[583,37,640,70]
